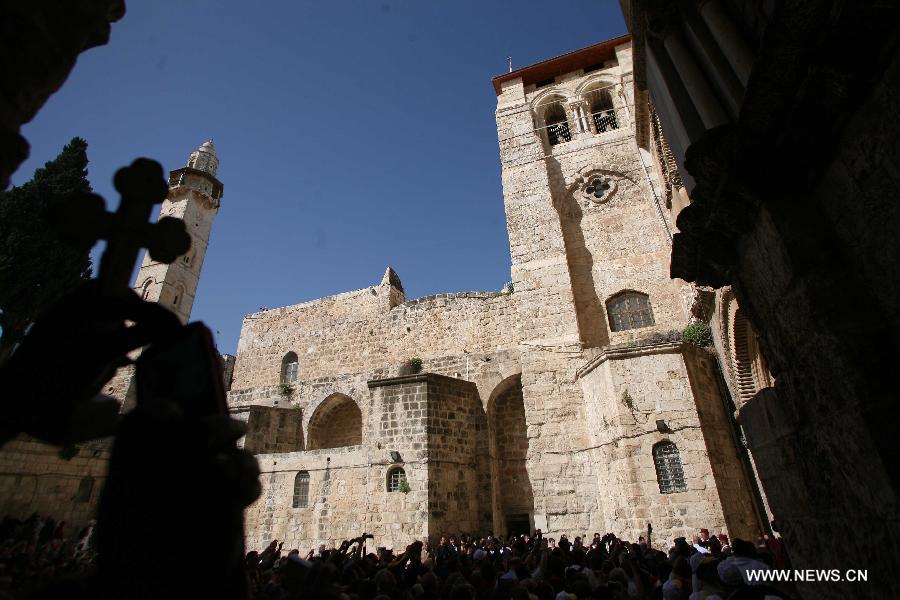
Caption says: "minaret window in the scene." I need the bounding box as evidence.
[172,283,186,307]
[543,104,571,146]
[607,291,655,332]
[281,352,298,384]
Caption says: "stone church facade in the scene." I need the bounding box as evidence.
[0,36,766,556]
[230,37,763,552]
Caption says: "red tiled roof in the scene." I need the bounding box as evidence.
[492,34,631,95]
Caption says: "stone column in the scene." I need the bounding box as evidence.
[663,30,729,129]
[646,42,703,191]
[699,0,755,87]
[683,6,745,118]
[568,101,589,134]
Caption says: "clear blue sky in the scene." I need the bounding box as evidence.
[13,1,626,354]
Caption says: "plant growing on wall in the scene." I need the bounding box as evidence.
[278,383,294,396]
[682,322,713,347]
[409,357,423,372]
[398,478,411,494]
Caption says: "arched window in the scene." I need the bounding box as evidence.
[607,291,655,332]
[292,471,309,508]
[543,104,571,146]
[587,89,618,133]
[387,467,407,492]
[653,442,687,494]
[281,352,298,384]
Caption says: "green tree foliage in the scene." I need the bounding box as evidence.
[0,138,93,362]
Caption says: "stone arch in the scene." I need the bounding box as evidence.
[306,393,362,450]
[531,88,570,111]
[574,75,617,96]
[578,78,620,133]
[486,374,534,536]
[532,92,572,147]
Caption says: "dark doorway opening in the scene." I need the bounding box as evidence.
[506,513,531,537]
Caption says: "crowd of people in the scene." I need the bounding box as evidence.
[0,512,795,599]
[241,528,792,600]
[0,513,97,597]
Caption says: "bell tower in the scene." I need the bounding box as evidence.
[132,140,224,323]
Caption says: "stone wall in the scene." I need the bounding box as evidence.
[424,375,489,537]
[0,437,108,525]
[576,341,759,543]
[242,374,487,552]
[244,406,304,454]
[229,284,519,394]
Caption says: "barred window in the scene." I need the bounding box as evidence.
[590,92,618,133]
[292,471,309,508]
[387,467,407,492]
[281,352,298,384]
[543,105,571,146]
[607,291,655,332]
[653,442,687,494]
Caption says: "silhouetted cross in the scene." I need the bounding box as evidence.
[56,158,191,294]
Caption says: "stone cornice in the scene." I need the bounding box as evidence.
[575,339,683,380]
[367,372,476,390]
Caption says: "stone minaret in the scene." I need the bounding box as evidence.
[132,140,224,323]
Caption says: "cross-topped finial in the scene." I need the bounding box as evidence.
[55,158,191,295]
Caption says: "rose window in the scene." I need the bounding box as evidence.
[583,176,616,203]
[586,177,610,198]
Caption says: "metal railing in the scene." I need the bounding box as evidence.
[546,121,571,145]
[591,108,619,133]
